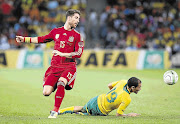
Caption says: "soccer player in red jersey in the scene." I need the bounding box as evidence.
[16,9,84,118]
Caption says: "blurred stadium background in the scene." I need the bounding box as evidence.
[0,0,180,69]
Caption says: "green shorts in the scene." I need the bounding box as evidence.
[82,96,106,116]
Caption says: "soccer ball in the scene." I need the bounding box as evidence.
[163,70,178,85]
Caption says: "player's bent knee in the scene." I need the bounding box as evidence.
[43,85,53,96]
[43,91,51,96]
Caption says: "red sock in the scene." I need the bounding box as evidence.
[53,85,65,112]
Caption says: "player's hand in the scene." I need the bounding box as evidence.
[52,50,62,56]
[16,36,24,43]
[127,113,141,117]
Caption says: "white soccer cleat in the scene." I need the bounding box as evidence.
[48,111,58,118]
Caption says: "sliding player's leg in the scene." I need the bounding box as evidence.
[58,97,100,116]
[59,106,84,114]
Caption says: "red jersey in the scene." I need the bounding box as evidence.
[38,27,84,67]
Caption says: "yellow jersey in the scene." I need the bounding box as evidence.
[97,80,131,115]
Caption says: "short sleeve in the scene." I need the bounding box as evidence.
[111,81,120,88]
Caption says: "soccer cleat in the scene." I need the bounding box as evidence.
[48,111,58,118]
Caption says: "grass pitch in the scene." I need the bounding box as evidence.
[0,68,180,124]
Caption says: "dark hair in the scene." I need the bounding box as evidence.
[127,77,141,88]
[66,9,81,18]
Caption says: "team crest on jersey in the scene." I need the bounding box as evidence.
[55,34,60,39]
[68,36,74,42]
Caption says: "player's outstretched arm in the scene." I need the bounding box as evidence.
[16,36,38,43]
[116,113,140,117]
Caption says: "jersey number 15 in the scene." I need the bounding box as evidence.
[60,41,65,48]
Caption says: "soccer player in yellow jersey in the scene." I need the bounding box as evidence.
[59,77,141,117]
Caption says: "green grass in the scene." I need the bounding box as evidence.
[0,68,180,124]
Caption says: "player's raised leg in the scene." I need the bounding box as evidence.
[43,67,59,96]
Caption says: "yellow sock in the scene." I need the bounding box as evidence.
[59,106,75,114]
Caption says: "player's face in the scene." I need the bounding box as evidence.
[69,13,80,28]
[133,83,141,94]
